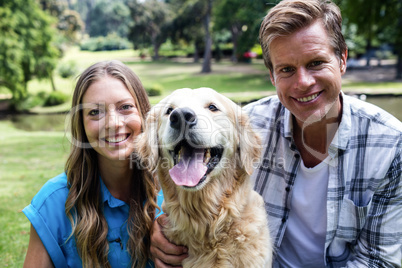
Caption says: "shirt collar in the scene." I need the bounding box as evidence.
[283,107,293,140]
[100,178,128,209]
[329,92,350,153]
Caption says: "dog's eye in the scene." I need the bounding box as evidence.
[166,107,174,115]
[208,104,219,112]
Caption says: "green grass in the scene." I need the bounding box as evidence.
[0,121,69,266]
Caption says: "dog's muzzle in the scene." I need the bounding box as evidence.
[167,107,223,189]
[169,107,197,130]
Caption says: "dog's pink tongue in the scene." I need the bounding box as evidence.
[169,147,207,187]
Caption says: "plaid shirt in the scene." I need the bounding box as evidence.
[244,93,402,267]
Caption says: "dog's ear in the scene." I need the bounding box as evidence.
[237,109,261,175]
[135,105,160,171]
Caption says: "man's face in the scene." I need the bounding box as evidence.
[269,20,347,126]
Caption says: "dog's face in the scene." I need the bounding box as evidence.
[136,88,260,191]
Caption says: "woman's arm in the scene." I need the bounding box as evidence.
[24,224,54,268]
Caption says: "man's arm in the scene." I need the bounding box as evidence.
[347,155,402,267]
[151,214,189,268]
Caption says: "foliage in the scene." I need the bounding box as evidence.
[337,0,402,77]
[14,92,48,112]
[40,0,84,45]
[214,0,268,61]
[168,0,206,62]
[0,0,60,103]
[80,34,132,51]
[87,0,132,38]
[128,0,173,60]
[44,91,69,107]
[11,90,69,111]
[144,83,163,96]
[57,60,79,78]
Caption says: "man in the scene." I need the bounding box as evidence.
[150,0,402,267]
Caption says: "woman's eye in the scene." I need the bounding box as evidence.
[89,109,100,116]
[208,104,219,112]
[166,107,174,115]
[121,104,134,110]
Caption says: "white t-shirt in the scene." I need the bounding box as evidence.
[276,157,330,267]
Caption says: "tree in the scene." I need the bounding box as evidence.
[0,0,59,102]
[169,0,205,63]
[169,0,213,73]
[128,0,172,60]
[338,0,402,78]
[87,0,132,38]
[214,0,267,62]
[201,0,213,73]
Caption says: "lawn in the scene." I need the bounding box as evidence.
[0,121,68,266]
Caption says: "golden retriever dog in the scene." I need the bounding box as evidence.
[136,88,272,267]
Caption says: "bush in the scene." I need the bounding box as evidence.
[145,84,163,96]
[44,91,69,107]
[14,91,48,111]
[58,60,78,78]
[80,34,132,52]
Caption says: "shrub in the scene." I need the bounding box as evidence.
[145,84,163,96]
[58,60,78,78]
[13,91,48,111]
[80,34,132,52]
[44,91,69,107]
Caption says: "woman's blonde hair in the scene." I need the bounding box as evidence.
[65,60,159,267]
[259,0,347,73]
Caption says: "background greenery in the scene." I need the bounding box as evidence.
[1,0,402,265]
[1,0,402,107]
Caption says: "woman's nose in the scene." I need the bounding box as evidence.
[105,110,124,129]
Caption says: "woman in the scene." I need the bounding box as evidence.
[23,60,162,267]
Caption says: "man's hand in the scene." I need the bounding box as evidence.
[151,214,188,268]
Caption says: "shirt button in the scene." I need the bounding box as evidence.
[285,187,291,192]
[282,217,287,223]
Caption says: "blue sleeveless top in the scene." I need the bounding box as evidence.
[23,173,164,268]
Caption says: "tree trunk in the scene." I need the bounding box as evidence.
[194,43,200,63]
[231,25,239,63]
[365,38,372,67]
[201,0,212,73]
[152,35,160,61]
[50,72,57,91]
[396,1,402,79]
[396,54,402,79]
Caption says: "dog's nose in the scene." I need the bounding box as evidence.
[170,108,197,129]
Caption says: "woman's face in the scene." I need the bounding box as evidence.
[82,76,142,163]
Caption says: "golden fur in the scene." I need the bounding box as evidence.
[137,88,272,267]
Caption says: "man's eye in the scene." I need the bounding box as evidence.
[166,107,174,115]
[310,61,323,67]
[281,67,293,73]
[208,104,219,112]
